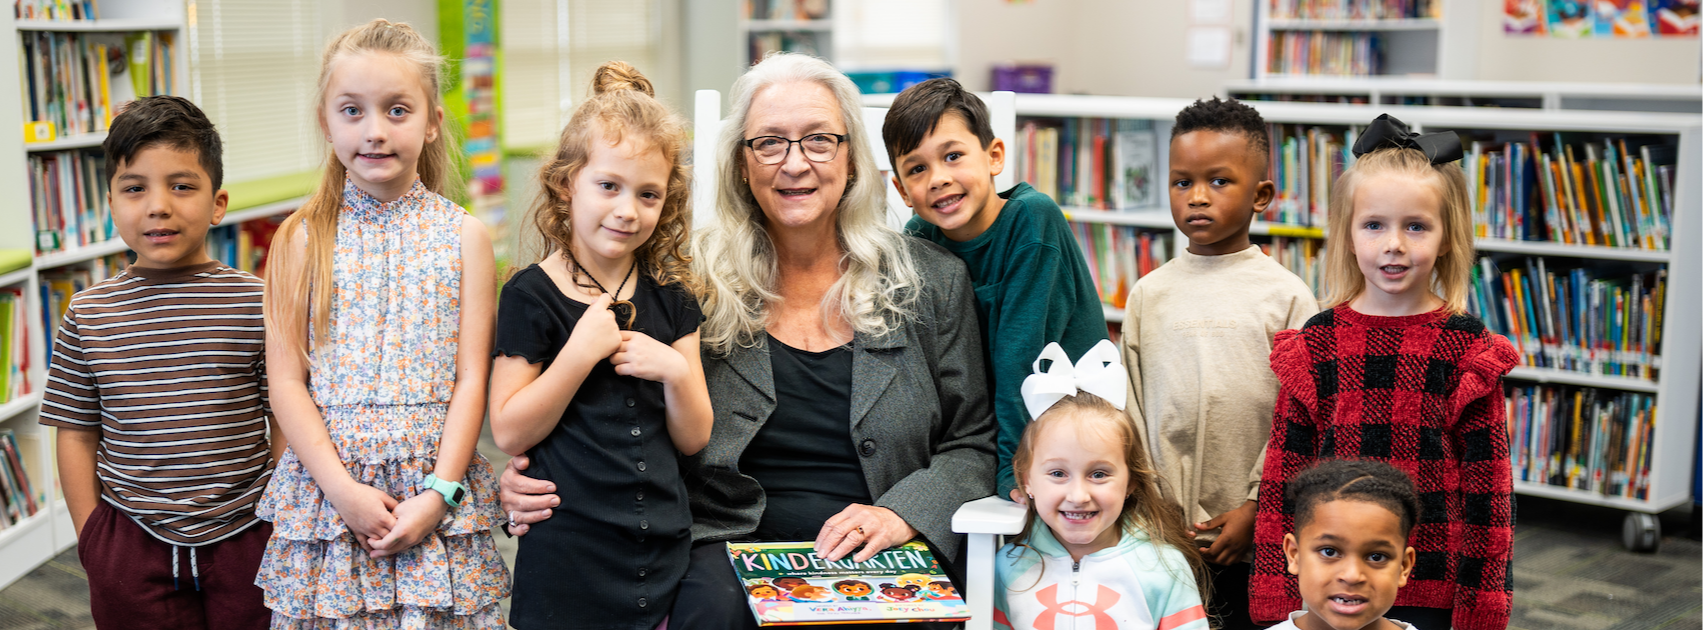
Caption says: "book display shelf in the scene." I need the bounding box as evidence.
[740,0,833,67]
[1254,0,1478,79]
[1225,77,1703,114]
[866,91,1700,547]
[0,1,303,589]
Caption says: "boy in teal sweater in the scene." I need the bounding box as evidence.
[883,78,1107,500]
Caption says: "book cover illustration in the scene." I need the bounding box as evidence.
[1650,0,1700,34]
[726,541,969,626]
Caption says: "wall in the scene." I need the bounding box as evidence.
[343,0,438,43]
[1470,0,1700,84]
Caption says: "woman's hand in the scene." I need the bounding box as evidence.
[498,455,558,536]
[567,293,622,360]
[815,504,919,563]
[325,480,399,551]
[610,331,687,383]
[368,492,448,557]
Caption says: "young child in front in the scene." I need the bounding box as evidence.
[255,19,509,628]
[1250,114,1518,630]
[883,78,1107,502]
[487,61,712,629]
[994,341,1209,630]
[41,95,278,629]
[1119,97,1318,630]
[1274,460,1422,630]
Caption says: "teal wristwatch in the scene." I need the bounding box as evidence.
[422,474,466,509]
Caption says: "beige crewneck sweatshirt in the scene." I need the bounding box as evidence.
[1119,245,1318,542]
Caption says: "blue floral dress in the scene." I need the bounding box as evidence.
[256,178,510,629]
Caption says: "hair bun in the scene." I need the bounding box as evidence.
[592,61,654,97]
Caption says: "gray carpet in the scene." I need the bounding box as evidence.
[3,432,1696,629]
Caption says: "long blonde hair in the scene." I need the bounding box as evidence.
[1322,147,1474,314]
[694,52,920,354]
[1010,394,1210,603]
[266,19,457,358]
[521,61,698,299]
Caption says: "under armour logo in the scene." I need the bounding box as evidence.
[1032,584,1121,630]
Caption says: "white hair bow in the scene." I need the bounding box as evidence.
[1019,339,1128,420]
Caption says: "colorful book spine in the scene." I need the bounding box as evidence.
[1015,118,1161,212]
[1465,135,1675,250]
[1469,256,1664,381]
[1505,384,1655,499]
[1070,223,1172,309]
[19,31,171,138]
[1266,123,1354,227]
[1266,31,1383,77]
[1259,236,1327,298]
[1268,0,1438,20]
[28,149,112,255]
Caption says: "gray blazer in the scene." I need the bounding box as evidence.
[682,238,995,561]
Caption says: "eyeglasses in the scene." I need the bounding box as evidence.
[743,133,848,165]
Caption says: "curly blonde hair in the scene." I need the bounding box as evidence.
[521,61,698,298]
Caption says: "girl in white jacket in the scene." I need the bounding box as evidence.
[995,341,1210,630]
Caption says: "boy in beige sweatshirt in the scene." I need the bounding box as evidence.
[1120,97,1318,630]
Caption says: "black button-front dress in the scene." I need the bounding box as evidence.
[494,264,700,629]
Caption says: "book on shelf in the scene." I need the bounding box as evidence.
[1268,123,1355,228]
[29,148,112,254]
[1072,223,1171,309]
[726,541,967,625]
[207,214,288,277]
[745,0,828,21]
[13,0,100,21]
[0,429,43,529]
[748,30,824,62]
[1268,0,1440,20]
[19,29,173,141]
[1266,31,1383,77]
[1015,118,1160,211]
[1465,135,1675,250]
[1506,384,1655,499]
[1258,236,1327,298]
[1468,256,1664,381]
[0,289,28,405]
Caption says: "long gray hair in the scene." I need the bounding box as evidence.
[694,52,920,354]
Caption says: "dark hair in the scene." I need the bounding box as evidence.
[1287,459,1421,539]
[103,95,224,190]
[881,77,995,166]
[1170,96,1270,168]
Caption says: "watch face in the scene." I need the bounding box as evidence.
[452,487,466,503]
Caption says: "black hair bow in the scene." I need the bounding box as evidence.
[1351,113,1463,165]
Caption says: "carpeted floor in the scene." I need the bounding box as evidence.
[2,431,1696,630]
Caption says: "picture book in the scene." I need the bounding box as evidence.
[726,541,969,626]
[1650,0,1700,34]
[1548,0,1597,36]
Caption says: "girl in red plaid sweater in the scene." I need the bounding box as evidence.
[1249,115,1518,630]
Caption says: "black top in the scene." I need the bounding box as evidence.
[494,264,700,630]
[740,334,872,541]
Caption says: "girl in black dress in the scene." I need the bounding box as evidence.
[488,61,711,630]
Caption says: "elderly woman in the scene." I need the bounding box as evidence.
[499,53,995,623]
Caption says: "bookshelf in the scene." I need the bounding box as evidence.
[1225,77,1703,113]
[1253,0,1478,80]
[740,0,833,67]
[865,91,1701,541]
[0,1,304,589]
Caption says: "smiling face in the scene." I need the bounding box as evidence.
[740,81,850,234]
[1020,413,1130,561]
[109,145,229,269]
[1167,129,1274,256]
[891,113,1006,242]
[1284,500,1415,630]
[566,127,670,270]
[1348,173,1445,316]
[322,52,441,202]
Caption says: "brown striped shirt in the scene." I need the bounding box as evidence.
[40,261,272,546]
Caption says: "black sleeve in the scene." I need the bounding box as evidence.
[665,283,702,344]
[493,280,560,365]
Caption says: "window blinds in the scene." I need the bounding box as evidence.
[834,0,953,70]
[500,0,663,151]
[187,0,330,186]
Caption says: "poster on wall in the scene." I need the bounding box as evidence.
[440,0,510,269]
[1507,0,1697,35]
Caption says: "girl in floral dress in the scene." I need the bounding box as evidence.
[257,18,509,629]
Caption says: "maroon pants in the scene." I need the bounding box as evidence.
[79,502,272,630]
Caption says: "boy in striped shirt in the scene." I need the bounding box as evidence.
[40,95,279,630]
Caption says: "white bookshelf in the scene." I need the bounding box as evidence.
[739,1,834,66]
[866,91,1702,527]
[1253,0,1478,79]
[0,1,303,590]
[1225,77,1703,114]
